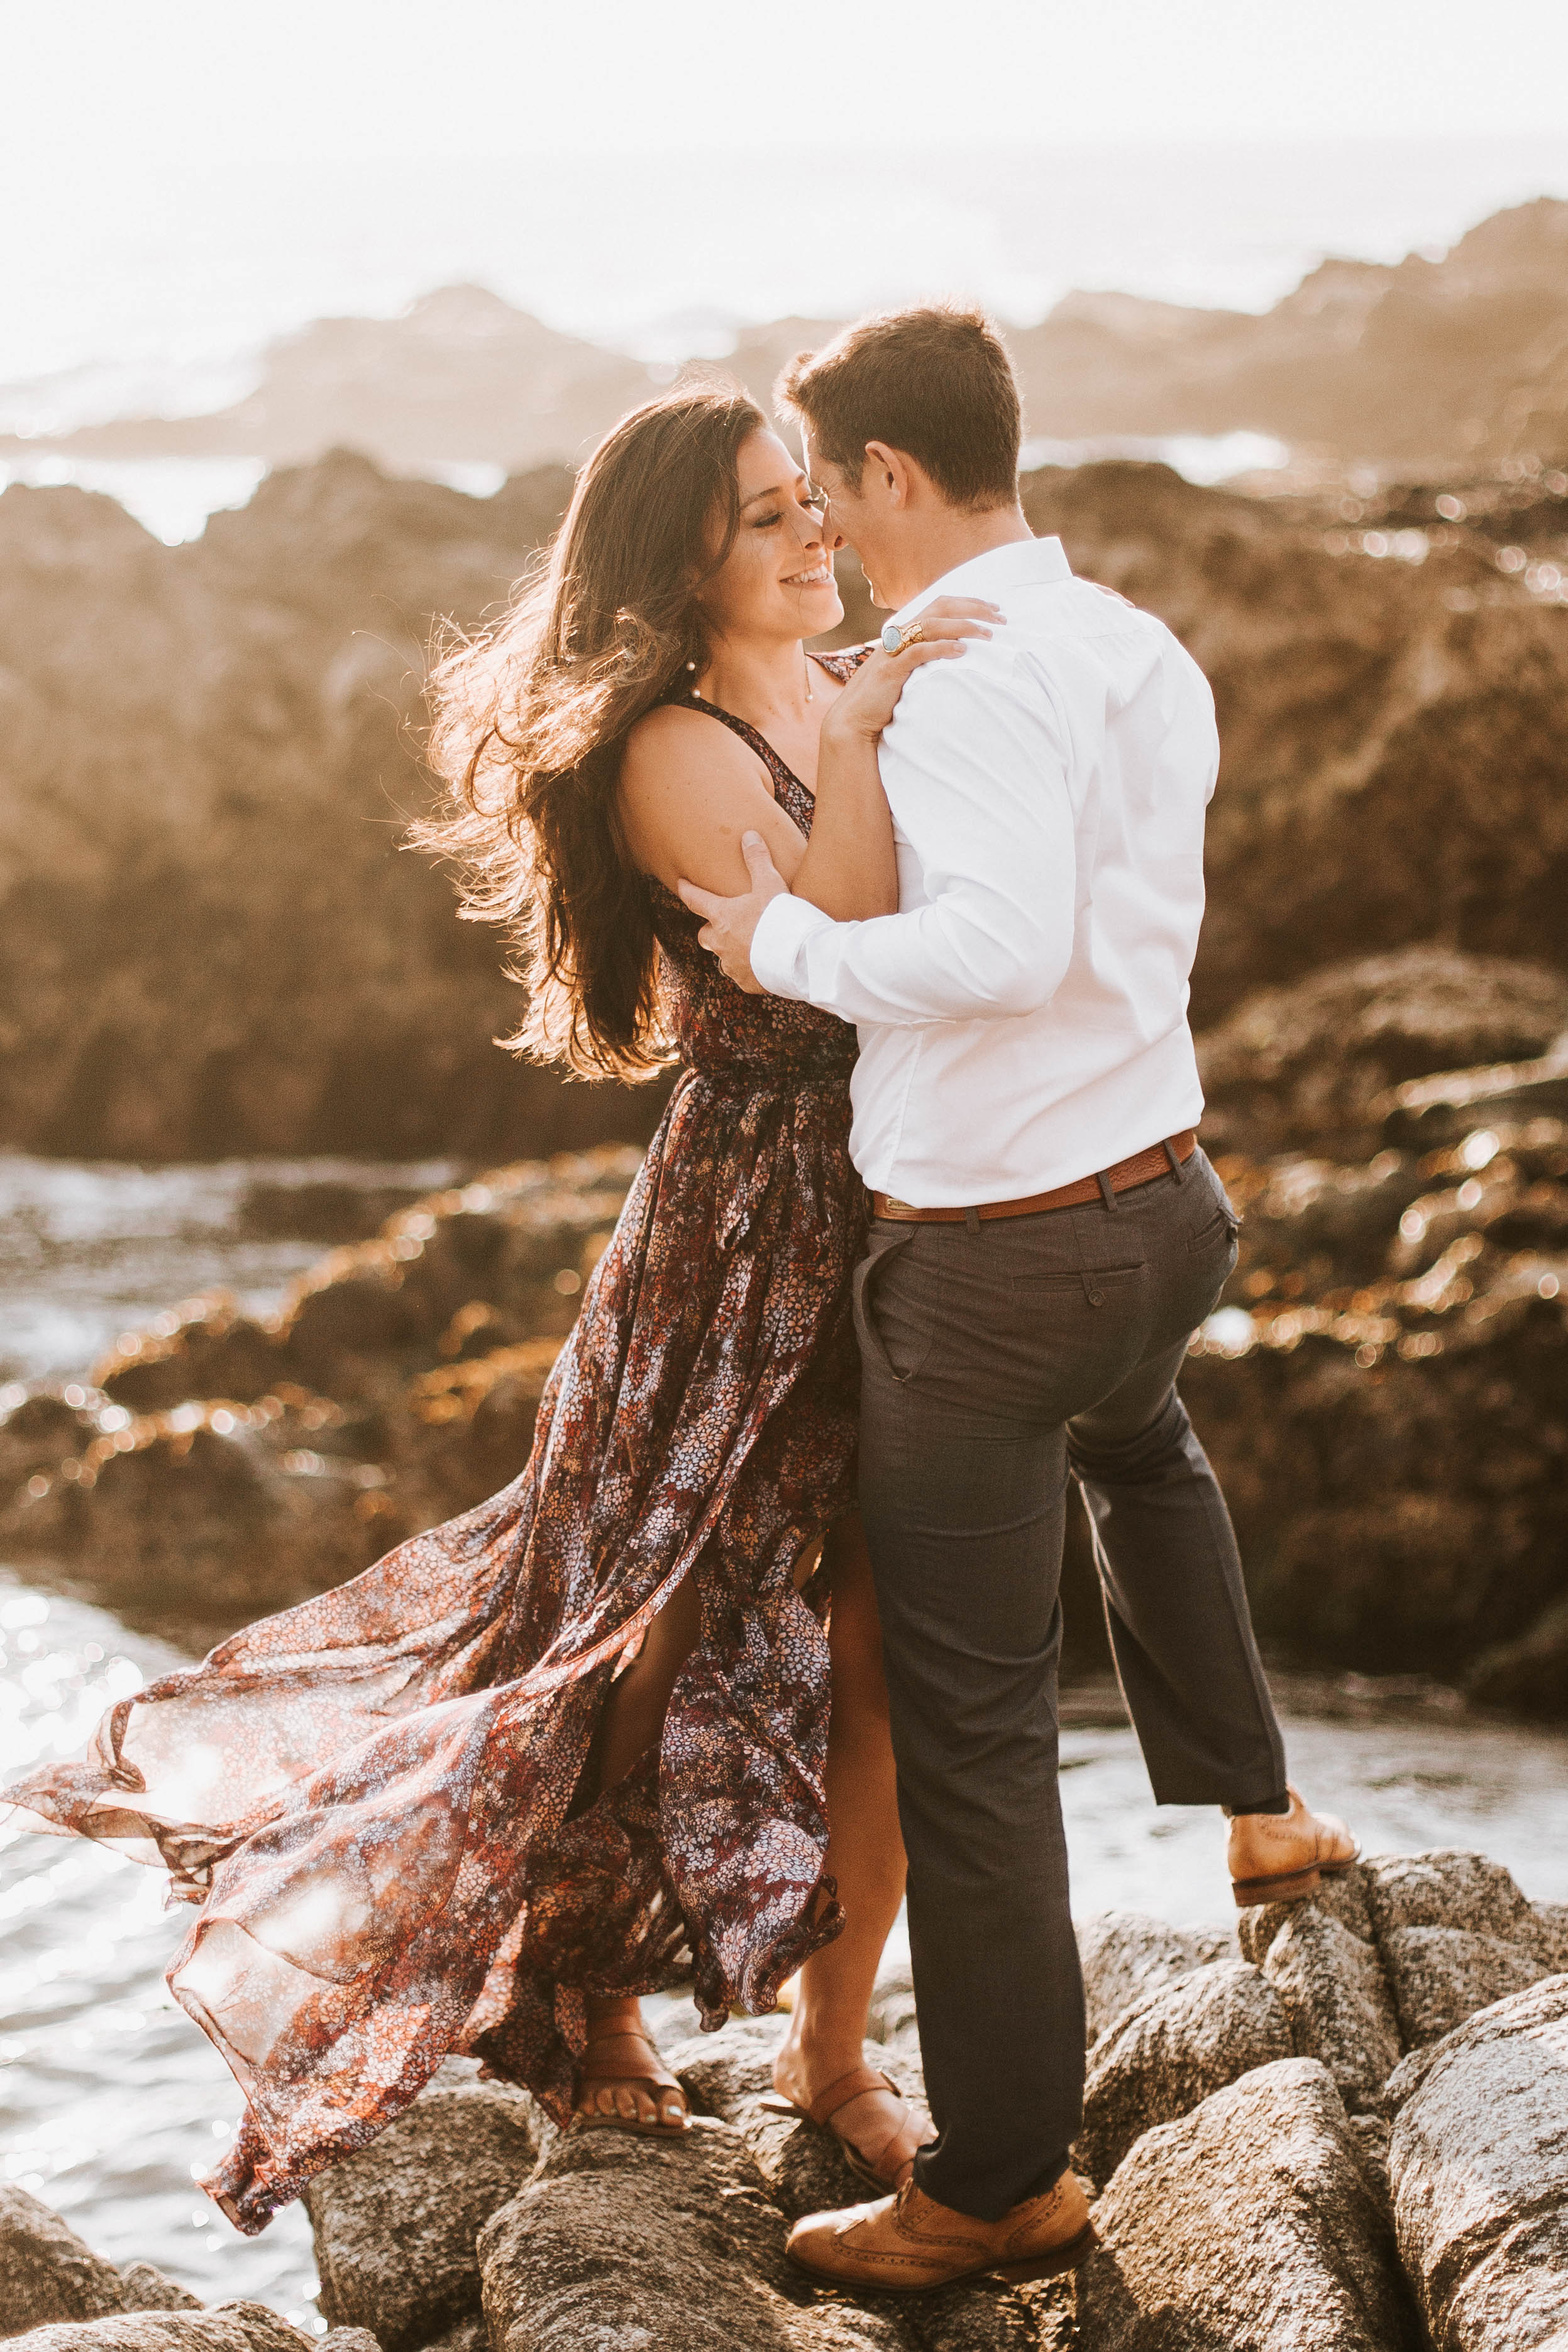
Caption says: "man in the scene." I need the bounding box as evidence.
[680,306,1356,2294]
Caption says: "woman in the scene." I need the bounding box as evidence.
[4,386,995,2231]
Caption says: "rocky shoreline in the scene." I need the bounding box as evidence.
[4,926,1565,1703]
[4,1847,1565,2349]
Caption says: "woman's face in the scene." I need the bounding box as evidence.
[697,429,844,647]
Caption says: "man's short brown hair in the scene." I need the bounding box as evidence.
[776,305,1021,512]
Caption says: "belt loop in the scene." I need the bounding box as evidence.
[1095,1169,1118,1213]
[963,1204,981,1235]
[1162,1136,1188,1184]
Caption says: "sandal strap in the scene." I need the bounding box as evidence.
[807,2065,903,2131]
[577,2029,680,2089]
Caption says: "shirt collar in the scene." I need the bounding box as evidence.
[892,534,1073,627]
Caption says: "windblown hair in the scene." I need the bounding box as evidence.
[418,385,766,1078]
[778,304,1021,511]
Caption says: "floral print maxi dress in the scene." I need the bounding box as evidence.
[4,658,867,2233]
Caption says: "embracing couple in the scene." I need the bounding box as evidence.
[8,306,1355,2292]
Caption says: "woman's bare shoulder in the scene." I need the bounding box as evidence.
[624,699,753,770]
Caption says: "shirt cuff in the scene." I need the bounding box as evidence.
[751,890,835,1000]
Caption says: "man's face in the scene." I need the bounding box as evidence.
[802,434,904,610]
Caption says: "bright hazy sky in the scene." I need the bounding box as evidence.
[3,1,1566,392]
[8,0,1568,161]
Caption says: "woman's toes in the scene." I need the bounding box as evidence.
[660,2092,687,2128]
[613,2084,638,2120]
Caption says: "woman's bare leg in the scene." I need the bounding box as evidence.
[773,1515,932,2178]
[578,1572,702,2129]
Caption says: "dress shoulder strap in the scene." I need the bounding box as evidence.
[683,696,788,780]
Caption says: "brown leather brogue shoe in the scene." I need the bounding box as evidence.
[1228,1781,1360,1908]
[785,2170,1096,2294]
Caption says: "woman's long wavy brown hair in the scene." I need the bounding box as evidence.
[418,385,767,1079]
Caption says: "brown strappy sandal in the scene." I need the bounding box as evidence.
[759,2065,929,2192]
[570,2028,690,2138]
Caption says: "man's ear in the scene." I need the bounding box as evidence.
[862,441,916,509]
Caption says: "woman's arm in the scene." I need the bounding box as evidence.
[618,705,807,899]
[790,598,1000,922]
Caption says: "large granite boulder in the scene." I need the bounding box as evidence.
[0,2187,133,2334]
[1075,2057,1420,2349]
[1380,1926,1549,2048]
[111,2273,201,2317]
[1074,1912,1234,2048]
[2,2316,309,2352]
[1364,1851,1552,2046]
[668,2016,930,2229]
[1364,1848,1540,1945]
[1075,1958,1293,2188]
[303,2069,539,2352]
[1259,1906,1403,2112]
[1389,1973,1568,2349]
[477,2121,911,2352]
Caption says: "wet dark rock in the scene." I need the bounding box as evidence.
[1467,1593,1568,1715]
[1389,1974,1568,2350]
[0,1151,636,1647]
[238,1179,436,1245]
[1074,1958,1293,2188]
[303,2073,539,2352]
[1380,1926,1548,2048]
[1261,1906,1402,2111]
[1075,1912,1234,2048]
[0,1393,102,1493]
[1195,948,1568,1161]
[1074,2057,1420,2350]
[4,2314,311,2352]
[1179,1236,1568,1691]
[0,2184,135,2332]
[477,2121,911,2352]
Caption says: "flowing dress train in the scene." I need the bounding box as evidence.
[4,654,867,2231]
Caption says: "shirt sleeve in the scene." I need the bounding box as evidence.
[750,653,1077,1027]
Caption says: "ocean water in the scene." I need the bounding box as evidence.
[0,434,1292,547]
[1,1157,1566,2311]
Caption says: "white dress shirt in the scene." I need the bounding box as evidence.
[750,536,1218,1205]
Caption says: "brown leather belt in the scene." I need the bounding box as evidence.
[872,1131,1198,1223]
